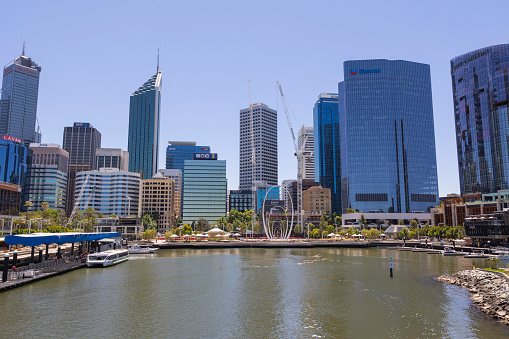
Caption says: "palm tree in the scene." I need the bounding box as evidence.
[41,201,49,221]
[24,200,33,231]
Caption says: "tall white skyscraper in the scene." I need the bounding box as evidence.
[297,125,314,180]
[239,103,278,190]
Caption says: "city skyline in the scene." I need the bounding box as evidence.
[2,1,508,196]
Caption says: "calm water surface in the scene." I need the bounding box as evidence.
[1,247,509,338]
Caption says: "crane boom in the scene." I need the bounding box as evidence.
[277,82,298,153]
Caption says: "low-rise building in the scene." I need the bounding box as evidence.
[158,169,182,218]
[303,186,331,215]
[229,189,252,212]
[464,211,509,245]
[139,172,175,233]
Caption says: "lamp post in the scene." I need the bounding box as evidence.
[125,195,132,216]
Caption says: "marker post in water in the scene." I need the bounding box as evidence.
[389,257,393,277]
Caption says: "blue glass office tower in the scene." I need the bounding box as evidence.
[313,93,341,213]
[0,138,29,186]
[128,72,162,179]
[340,59,439,213]
[451,44,509,195]
[166,141,211,173]
[1,49,42,145]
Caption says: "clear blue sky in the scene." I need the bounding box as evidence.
[1,0,508,196]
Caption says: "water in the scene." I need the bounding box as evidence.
[1,247,509,338]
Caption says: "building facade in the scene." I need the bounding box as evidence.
[62,122,101,216]
[96,148,128,171]
[1,49,42,145]
[298,125,315,180]
[0,181,22,215]
[228,189,252,213]
[254,181,280,214]
[75,168,140,217]
[139,172,175,233]
[166,141,210,172]
[313,93,341,213]
[159,169,182,218]
[26,143,69,211]
[451,44,509,195]
[339,59,439,213]
[286,179,319,214]
[239,103,278,190]
[303,186,332,215]
[182,156,227,225]
[0,137,29,186]
[128,72,162,179]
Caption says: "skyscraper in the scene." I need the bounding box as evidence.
[313,93,341,213]
[451,44,509,195]
[128,72,162,179]
[166,141,210,173]
[1,47,42,145]
[239,103,278,190]
[298,125,314,180]
[340,59,439,213]
[62,122,101,215]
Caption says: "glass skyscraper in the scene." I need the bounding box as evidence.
[451,44,509,195]
[128,72,162,179]
[1,49,42,145]
[166,141,210,173]
[340,59,438,213]
[313,93,341,213]
[0,137,29,186]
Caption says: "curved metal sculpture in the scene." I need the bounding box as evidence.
[262,186,294,240]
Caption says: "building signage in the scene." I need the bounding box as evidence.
[193,153,217,160]
[2,135,22,143]
[168,147,176,151]
[73,122,90,128]
[3,66,13,75]
[451,50,488,72]
[201,147,209,151]
[350,69,381,75]
[16,65,38,76]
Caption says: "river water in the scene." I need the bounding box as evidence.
[1,247,509,338]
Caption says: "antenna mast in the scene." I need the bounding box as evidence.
[157,48,160,73]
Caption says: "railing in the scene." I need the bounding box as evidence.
[6,258,84,282]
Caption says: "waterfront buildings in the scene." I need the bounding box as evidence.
[0,48,42,145]
[182,155,226,225]
[0,137,29,186]
[303,186,331,215]
[464,210,509,245]
[128,72,162,179]
[228,189,252,212]
[286,179,319,214]
[75,168,140,216]
[26,143,68,211]
[159,169,182,218]
[254,181,280,214]
[62,122,101,215]
[0,181,22,215]
[298,126,315,180]
[339,59,439,213]
[281,179,296,212]
[139,172,175,233]
[451,44,509,195]
[96,148,128,171]
[313,93,341,213]
[239,103,278,190]
[166,141,210,172]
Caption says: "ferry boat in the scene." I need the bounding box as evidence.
[128,244,158,254]
[87,249,129,267]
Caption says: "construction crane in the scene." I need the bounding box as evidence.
[67,174,95,227]
[277,81,312,233]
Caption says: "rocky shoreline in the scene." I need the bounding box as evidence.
[438,269,509,325]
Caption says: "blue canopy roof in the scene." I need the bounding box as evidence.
[4,232,122,247]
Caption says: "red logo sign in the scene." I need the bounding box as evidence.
[16,65,38,76]
[3,66,13,75]
[2,135,22,143]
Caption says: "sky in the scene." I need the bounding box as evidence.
[1,0,508,196]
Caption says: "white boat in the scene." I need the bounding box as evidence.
[464,249,489,258]
[442,247,464,256]
[87,249,129,267]
[490,252,509,261]
[128,244,158,254]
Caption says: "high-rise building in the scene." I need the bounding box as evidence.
[451,44,509,195]
[339,59,439,213]
[26,143,69,211]
[239,103,278,190]
[313,93,341,213]
[286,179,319,214]
[128,72,162,179]
[96,148,129,171]
[159,169,182,218]
[166,141,210,172]
[75,168,140,216]
[298,126,315,180]
[1,47,42,145]
[253,181,280,214]
[0,136,29,186]
[139,172,175,233]
[228,189,252,213]
[62,122,101,215]
[182,154,227,225]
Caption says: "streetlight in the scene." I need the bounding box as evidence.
[125,195,132,216]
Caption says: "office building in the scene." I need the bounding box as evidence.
[303,186,331,215]
[26,143,69,211]
[313,93,341,213]
[166,141,210,172]
[281,179,296,212]
[75,168,140,216]
[139,172,175,233]
[298,126,315,180]
[339,59,439,213]
[96,148,128,171]
[128,72,162,179]
[239,103,278,190]
[229,189,252,212]
[451,44,509,195]
[286,179,319,214]
[159,168,182,218]
[182,154,226,225]
[0,182,22,215]
[62,122,101,215]
[0,136,29,186]
[253,181,280,214]
[1,47,42,145]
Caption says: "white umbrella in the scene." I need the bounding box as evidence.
[170,234,179,238]
[327,233,335,237]
[201,234,209,237]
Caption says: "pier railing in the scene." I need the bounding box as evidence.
[6,259,83,281]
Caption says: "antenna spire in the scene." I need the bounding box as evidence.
[157,48,159,73]
[22,41,25,56]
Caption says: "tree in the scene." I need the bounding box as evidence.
[196,218,210,232]
[293,223,301,234]
[175,217,183,228]
[141,229,156,241]
[181,224,193,235]
[398,227,409,239]
[110,213,117,218]
[217,216,227,230]
[24,200,33,230]
[41,202,49,221]
[360,214,367,229]
[398,219,405,226]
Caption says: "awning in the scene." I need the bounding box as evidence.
[4,232,121,247]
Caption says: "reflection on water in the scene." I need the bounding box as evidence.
[1,248,509,338]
